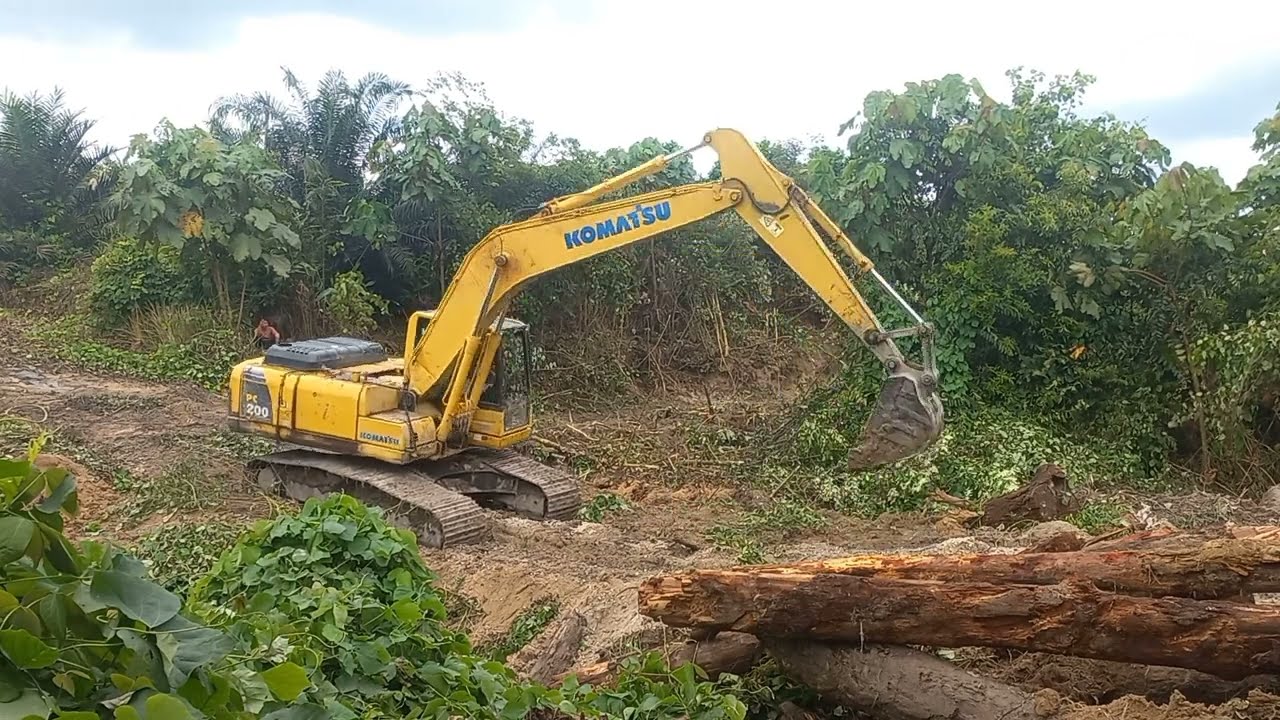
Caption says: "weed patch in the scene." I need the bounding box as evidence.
[130,521,247,597]
[706,500,828,563]
[483,596,563,661]
[28,313,241,390]
[579,491,630,522]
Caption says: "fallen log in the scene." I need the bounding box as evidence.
[639,571,1280,679]
[508,610,588,684]
[1084,525,1280,552]
[736,535,1280,599]
[766,641,1044,720]
[556,631,761,687]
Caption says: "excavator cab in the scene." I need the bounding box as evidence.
[479,319,532,433]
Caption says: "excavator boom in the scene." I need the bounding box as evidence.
[407,128,944,469]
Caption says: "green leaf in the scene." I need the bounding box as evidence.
[143,693,193,720]
[260,662,310,702]
[0,517,34,564]
[0,629,57,669]
[35,596,65,642]
[245,208,275,231]
[36,473,76,515]
[0,688,50,719]
[90,571,181,629]
[262,705,329,720]
[53,712,98,719]
[263,254,291,277]
[154,615,235,688]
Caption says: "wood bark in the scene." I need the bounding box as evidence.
[1083,525,1279,552]
[1001,653,1280,705]
[766,641,1045,720]
[508,610,588,684]
[978,463,1081,527]
[556,631,761,687]
[638,571,1280,679]
[735,535,1280,599]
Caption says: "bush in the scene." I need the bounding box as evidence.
[88,237,193,327]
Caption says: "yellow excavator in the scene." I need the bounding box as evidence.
[226,128,944,548]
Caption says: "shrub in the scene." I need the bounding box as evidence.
[88,237,192,327]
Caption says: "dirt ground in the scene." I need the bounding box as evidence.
[2,336,1278,717]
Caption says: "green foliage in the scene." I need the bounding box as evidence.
[30,314,239,391]
[579,492,630,523]
[1190,311,1280,484]
[130,523,246,598]
[110,122,301,310]
[1067,500,1128,534]
[0,442,755,719]
[706,501,828,564]
[317,269,389,336]
[186,493,749,719]
[0,88,115,246]
[87,238,193,327]
[482,598,561,662]
[0,437,247,718]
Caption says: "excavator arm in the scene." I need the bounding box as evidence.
[406,128,943,470]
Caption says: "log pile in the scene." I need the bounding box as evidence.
[631,525,1280,719]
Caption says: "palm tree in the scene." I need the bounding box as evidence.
[209,68,415,296]
[0,88,116,241]
[209,67,411,197]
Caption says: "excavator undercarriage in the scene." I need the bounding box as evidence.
[250,445,582,549]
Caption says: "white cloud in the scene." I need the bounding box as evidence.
[1,0,1276,185]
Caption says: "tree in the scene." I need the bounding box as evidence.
[0,88,116,279]
[110,122,302,313]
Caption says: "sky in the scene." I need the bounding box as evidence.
[2,0,1279,185]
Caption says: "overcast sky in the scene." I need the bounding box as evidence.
[3,0,1279,184]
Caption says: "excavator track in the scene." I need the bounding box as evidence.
[249,445,582,549]
[427,447,582,521]
[250,449,490,550]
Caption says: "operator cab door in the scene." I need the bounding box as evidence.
[480,322,532,433]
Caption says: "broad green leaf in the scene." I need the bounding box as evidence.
[90,571,180,628]
[143,693,193,720]
[154,615,234,688]
[53,711,98,719]
[37,527,78,575]
[262,705,329,720]
[0,629,57,669]
[0,517,34,564]
[390,598,421,625]
[0,688,50,719]
[245,208,275,231]
[260,662,310,702]
[34,596,65,642]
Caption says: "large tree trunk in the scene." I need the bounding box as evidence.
[766,641,1044,720]
[639,571,1280,679]
[739,535,1280,599]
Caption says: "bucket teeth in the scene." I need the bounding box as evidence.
[847,367,944,471]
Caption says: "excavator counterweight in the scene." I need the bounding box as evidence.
[226,128,945,549]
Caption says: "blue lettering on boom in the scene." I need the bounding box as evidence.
[564,201,672,249]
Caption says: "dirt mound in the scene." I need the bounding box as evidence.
[1062,690,1280,720]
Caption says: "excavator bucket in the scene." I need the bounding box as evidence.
[847,365,944,471]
